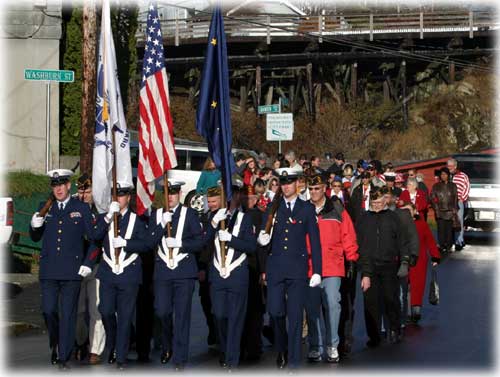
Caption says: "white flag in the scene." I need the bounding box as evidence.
[92,0,132,214]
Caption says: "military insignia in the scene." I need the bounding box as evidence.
[53,172,59,178]
[70,212,82,218]
[281,171,288,177]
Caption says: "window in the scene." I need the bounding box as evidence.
[190,151,210,171]
[174,150,187,170]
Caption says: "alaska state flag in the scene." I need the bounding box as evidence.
[195,8,235,202]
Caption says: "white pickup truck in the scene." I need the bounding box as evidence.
[453,154,500,232]
[0,197,14,244]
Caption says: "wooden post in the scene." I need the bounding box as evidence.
[401,60,408,129]
[266,15,271,45]
[420,10,424,39]
[306,63,314,120]
[369,13,373,41]
[449,61,455,83]
[240,80,247,113]
[351,62,357,102]
[266,85,273,105]
[80,0,97,175]
[111,131,119,267]
[219,185,227,271]
[175,9,180,46]
[469,10,474,39]
[256,66,261,113]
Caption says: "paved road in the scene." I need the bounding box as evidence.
[2,232,497,373]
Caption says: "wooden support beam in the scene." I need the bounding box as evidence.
[306,63,314,120]
[256,66,261,111]
[293,70,303,114]
[240,81,247,113]
[265,85,274,105]
[301,87,310,115]
[350,62,358,102]
[401,60,408,129]
[314,83,322,115]
[449,61,455,83]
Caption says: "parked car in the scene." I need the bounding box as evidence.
[0,197,14,244]
[452,153,500,232]
[129,130,257,202]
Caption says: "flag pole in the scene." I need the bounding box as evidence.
[163,172,174,267]
[111,129,119,267]
[219,182,227,274]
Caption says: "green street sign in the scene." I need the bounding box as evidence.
[258,104,280,115]
[24,69,74,83]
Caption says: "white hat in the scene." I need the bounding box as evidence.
[275,168,302,183]
[47,169,73,185]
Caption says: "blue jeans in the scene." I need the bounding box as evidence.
[455,201,465,245]
[305,277,342,353]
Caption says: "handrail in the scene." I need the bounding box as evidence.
[136,10,498,43]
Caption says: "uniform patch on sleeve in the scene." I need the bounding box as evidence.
[70,212,82,218]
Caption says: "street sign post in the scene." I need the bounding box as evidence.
[266,113,294,153]
[24,69,75,172]
[258,104,280,115]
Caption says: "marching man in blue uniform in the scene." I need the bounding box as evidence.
[204,179,257,370]
[257,168,323,369]
[29,169,100,369]
[147,179,205,370]
[92,182,149,369]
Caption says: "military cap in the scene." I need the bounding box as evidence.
[112,181,134,196]
[275,168,301,184]
[77,173,92,190]
[47,169,73,186]
[159,179,185,194]
[307,174,328,186]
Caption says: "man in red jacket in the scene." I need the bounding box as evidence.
[304,174,359,363]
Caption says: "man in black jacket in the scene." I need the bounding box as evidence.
[356,188,409,346]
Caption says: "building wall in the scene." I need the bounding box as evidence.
[1,3,62,174]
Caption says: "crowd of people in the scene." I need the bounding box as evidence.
[28,151,470,371]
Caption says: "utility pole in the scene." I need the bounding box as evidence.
[80,0,97,175]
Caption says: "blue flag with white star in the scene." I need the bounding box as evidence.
[195,8,235,202]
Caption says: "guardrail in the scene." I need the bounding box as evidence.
[136,10,498,45]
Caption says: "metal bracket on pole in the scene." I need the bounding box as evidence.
[46,82,51,172]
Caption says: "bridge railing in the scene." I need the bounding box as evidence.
[136,10,498,44]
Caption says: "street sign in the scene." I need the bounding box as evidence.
[24,69,75,83]
[266,113,294,141]
[258,104,280,115]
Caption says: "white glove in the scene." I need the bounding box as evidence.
[218,229,232,242]
[30,212,45,228]
[309,273,322,288]
[112,236,127,249]
[257,230,271,246]
[78,265,92,278]
[161,211,173,227]
[105,201,120,222]
[166,237,182,249]
[211,208,227,228]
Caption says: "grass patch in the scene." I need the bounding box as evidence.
[6,171,50,197]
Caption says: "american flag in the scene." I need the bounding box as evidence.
[136,2,177,216]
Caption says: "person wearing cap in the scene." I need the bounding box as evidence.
[370,160,386,187]
[384,172,402,199]
[381,187,419,331]
[329,175,350,206]
[348,171,374,224]
[203,179,257,370]
[304,174,358,363]
[430,167,458,254]
[147,179,205,370]
[257,167,322,370]
[91,182,149,369]
[29,169,102,369]
[356,188,408,346]
[73,174,106,365]
[257,152,268,169]
[240,184,266,362]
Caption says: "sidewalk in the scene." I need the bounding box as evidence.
[1,273,43,336]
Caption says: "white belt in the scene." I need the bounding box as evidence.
[103,213,139,275]
[156,207,188,269]
[214,212,247,279]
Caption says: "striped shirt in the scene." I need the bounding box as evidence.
[452,170,470,201]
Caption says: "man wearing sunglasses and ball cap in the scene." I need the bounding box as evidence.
[146,179,205,370]
[29,169,101,369]
[257,167,322,370]
[92,181,150,369]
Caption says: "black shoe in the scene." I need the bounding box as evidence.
[366,338,380,348]
[58,362,70,370]
[389,330,400,344]
[51,347,59,365]
[117,362,126,370]
[219,352,228,368]
[174,364,185,371]
[411,306,422,323]
[108,350,117,364]
[160,350,172,364]
[454,243,463,252]
[276,352,288,369]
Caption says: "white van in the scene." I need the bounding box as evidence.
[129,130,257,202]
